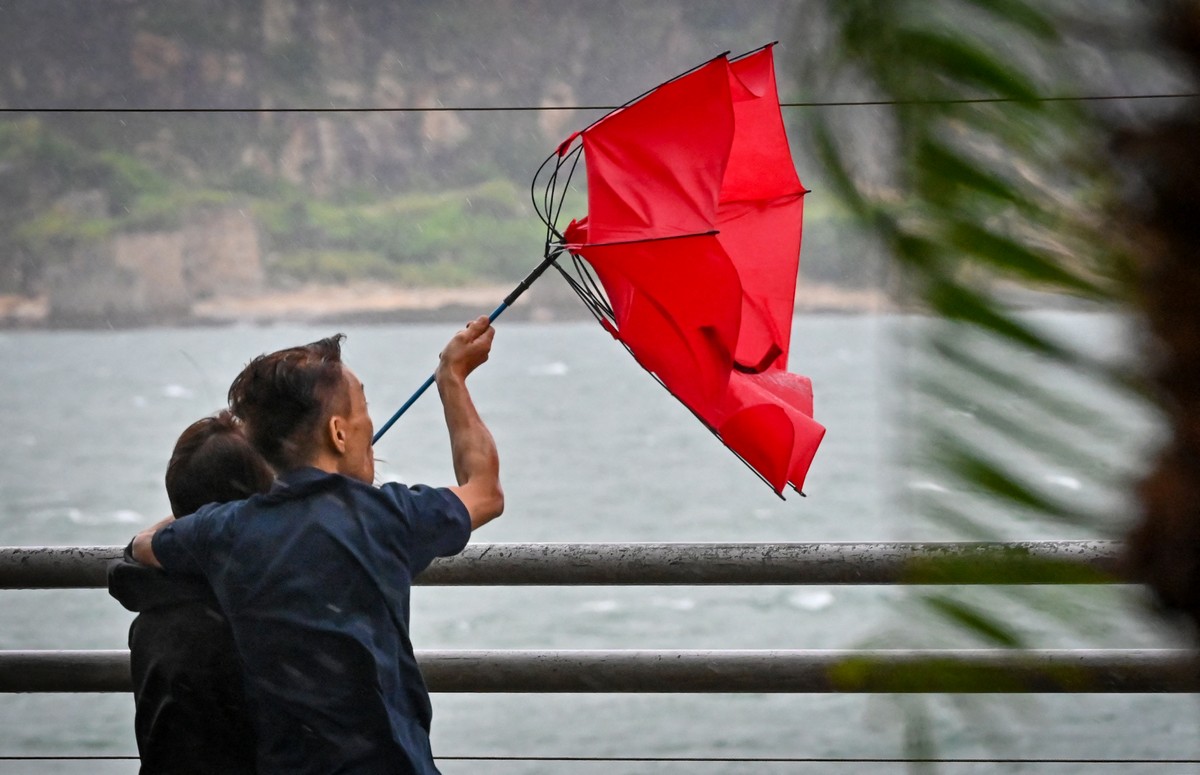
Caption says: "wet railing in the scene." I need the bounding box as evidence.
[3,645,1197,694]
[3,540,1197,770]
[2,540,1196,694]
[0,540,1126,588]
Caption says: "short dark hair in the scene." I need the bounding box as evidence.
[226,334,348,471]
[165,410,275,517]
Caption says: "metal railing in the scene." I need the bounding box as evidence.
[3,540,1196,695]
[0,540,1122,588]
[2,647,1196,694]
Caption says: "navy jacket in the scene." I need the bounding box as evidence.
[150,468,471,775]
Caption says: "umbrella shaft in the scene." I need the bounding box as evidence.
[372,251,562,445]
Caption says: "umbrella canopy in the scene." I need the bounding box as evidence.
[544,45,825,495]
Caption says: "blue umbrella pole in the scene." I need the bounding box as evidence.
[372,250,564,444]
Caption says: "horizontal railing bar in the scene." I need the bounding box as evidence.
[0,541,1123,589]
[2,756,1199,765]
[2,649,1193,694]
[3,756,1199,766]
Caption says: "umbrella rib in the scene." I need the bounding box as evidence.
[554,263,610,325]
[574,230,719,250]
[574,256,614,320]
[549,146,584,237]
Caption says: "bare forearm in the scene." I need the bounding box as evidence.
[131,515,175,568]
[437,372,503,528]
[442,377,496,484]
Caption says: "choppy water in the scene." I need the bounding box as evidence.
[0,314,1195,774]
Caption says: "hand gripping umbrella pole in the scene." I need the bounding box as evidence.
[372,248,564,445]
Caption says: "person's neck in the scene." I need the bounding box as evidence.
[300,452,340,476]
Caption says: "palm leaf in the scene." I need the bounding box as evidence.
[799,0,1149,761]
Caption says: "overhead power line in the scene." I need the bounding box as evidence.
[0,92,1197,114]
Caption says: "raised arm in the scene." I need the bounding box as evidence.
[437,316,504,530]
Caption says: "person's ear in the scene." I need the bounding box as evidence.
[328,414,348,455]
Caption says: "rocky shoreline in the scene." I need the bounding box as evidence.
[0,281,891,330]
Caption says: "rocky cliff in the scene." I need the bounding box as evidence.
[0,1,802,324]
[1,0,797,191]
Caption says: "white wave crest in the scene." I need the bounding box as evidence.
[68,509,145,526]
[788,590,835,612]
[650,596,696,611]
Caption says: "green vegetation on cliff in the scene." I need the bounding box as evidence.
[259,180,542,285]
[0,1,805,298]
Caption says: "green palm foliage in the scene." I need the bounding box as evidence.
[797,0,1160,766]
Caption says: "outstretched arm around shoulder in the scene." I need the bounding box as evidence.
[437,316,504,530]
[130,516,175,568]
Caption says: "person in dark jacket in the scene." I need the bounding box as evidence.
[130,321,503,774]
[108,410,275,774]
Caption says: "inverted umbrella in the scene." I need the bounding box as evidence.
[375,44,824,495]
[543,44,825,495]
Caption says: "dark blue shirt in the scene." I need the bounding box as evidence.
[151,467,471,775]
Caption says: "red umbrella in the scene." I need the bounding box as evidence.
[375,45,824,496]
[543,45,825,495]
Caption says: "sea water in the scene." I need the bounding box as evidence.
[0,314,1195,774]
